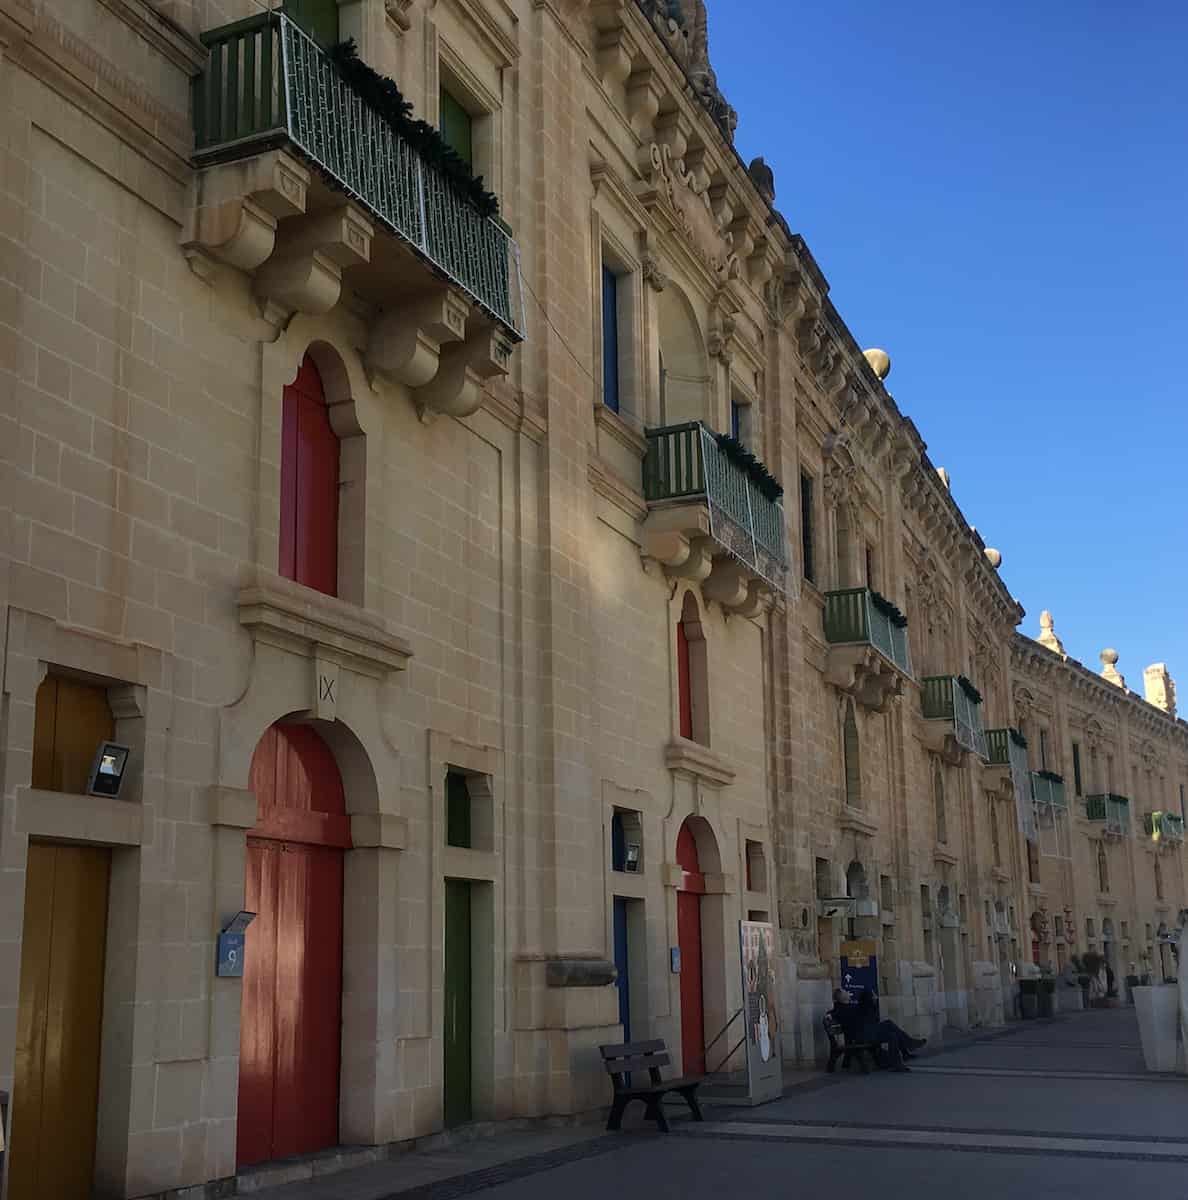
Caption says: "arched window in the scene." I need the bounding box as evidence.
[676,592,708,744]
[657,286,709,426]
[280,354,339,597]
[842,701,861,808]
[989,798,1001,867]
[845,860,868,901]
[933,759,947,844]
[1097,842,1109,894]
[1155,855,1164,901]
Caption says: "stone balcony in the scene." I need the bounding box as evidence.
[822,587,912,712]
[1145,811,1185,849]
[1085,793,1130,840]
[920,675,989,766]
[183,12,521,418]
[640,422,786,616]
[985,727,1034,839]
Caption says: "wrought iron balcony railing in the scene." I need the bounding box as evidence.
[1086,793,1130,836]
[192,13,524,338]
[1144,811,1184,843]
[921,675,989,761]
[987,729,1034,840]
[642,422,786,590]
[823,588,912,677]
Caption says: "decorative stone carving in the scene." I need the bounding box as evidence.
[637,142,740,281]
[825,644,905,712]
[384,0,414,32]
[365,287,470,390]
[1143,663,1177,717]
[748,156,775,205]
[636,0,738,141]
[1037,610,1067,658]
[1101,648,1127,690]
[641,251,669,292]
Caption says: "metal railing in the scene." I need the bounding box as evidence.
[192,13,524,338]
[642,422,787,591]
[1086,793,1130,836]
[1144,811,1184,843]
[921,675,989,760]
[823,588,912,676]
[987,729,1035,840]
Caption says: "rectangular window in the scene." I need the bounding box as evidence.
[601,264,619,413]
[864,545,875,589]
[439,86,473,167]
[800,472,815,583]
[731,399,742,443]
[446,770,472,848]
[1039,729,1048,770]
[1180,782,1185,818]
[1072,742,1083,796]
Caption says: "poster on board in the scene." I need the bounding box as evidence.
[840,937,879,1012]
[739,920,782,1104]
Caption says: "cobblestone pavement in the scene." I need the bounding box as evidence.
[259,1009,1188,1200]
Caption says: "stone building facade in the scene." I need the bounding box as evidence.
[0,0,1184,1196]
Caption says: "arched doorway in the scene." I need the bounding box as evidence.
[676,819,706,1075]
[238,722,351,1168]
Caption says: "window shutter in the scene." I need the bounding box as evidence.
[601,265,619,412]
[843,703,861,808]
[439,87,474,167]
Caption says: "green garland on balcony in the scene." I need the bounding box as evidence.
[869,589,908,629]
[955,674,983,706]
[327,40,500,219]
[713,434,784,501]
[1009,727,1029,750]
[1035,769,1064,785]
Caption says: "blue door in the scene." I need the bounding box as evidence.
[613,897,631,1040]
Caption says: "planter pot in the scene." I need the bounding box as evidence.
[1133,985,1182,1073]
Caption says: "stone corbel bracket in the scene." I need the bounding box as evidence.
[414,320,514,422]
[365,287,471,390]
[181,150,310,276]
[824,643,905,712]
[254,203,373,325]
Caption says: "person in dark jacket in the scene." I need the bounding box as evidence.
[854,989,927,1071]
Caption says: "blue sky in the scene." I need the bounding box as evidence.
[708,0,1188,693]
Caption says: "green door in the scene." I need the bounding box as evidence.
[284,0,339,46]
[443,879,472,1127]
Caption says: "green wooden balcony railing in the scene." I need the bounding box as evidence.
[642,422,786,590]
[921,675,989,760]
[192,12,524,339]
[1031,772,1066,811]
[987,729,1035,840]
[1086,793,1130,835]
[823,588,912,676]
[1144,811,1184,842]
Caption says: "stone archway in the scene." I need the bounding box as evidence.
[210,565,411,1165]
[674,815,729,1076]
[658,284,709,426]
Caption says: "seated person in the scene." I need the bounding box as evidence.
[830,988,925,1072]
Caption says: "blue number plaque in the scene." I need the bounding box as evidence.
[217,931,245,978]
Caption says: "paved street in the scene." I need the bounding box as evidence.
[261,1008,1188,1200]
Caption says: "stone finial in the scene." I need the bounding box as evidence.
[863,348,891,380]
[936,467,951,489]
[747,156,775,205]
[1100,648,1126,689]
[1143,663,1177,718]
[1037,610,1065,657]
[984,548,1002,569]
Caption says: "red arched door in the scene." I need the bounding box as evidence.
[676,820,705,1076]
[238,724,350,1168]
[280,355,339,597]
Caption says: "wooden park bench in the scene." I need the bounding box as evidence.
[599,1039,704,1133]
[823,1012,879,1074]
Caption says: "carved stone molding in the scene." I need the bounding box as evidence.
[664,739,736,788]
[824,644,905,713]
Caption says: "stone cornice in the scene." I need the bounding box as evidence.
[1012,633,1188,751]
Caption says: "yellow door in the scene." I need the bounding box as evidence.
[7,842,111,1199]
